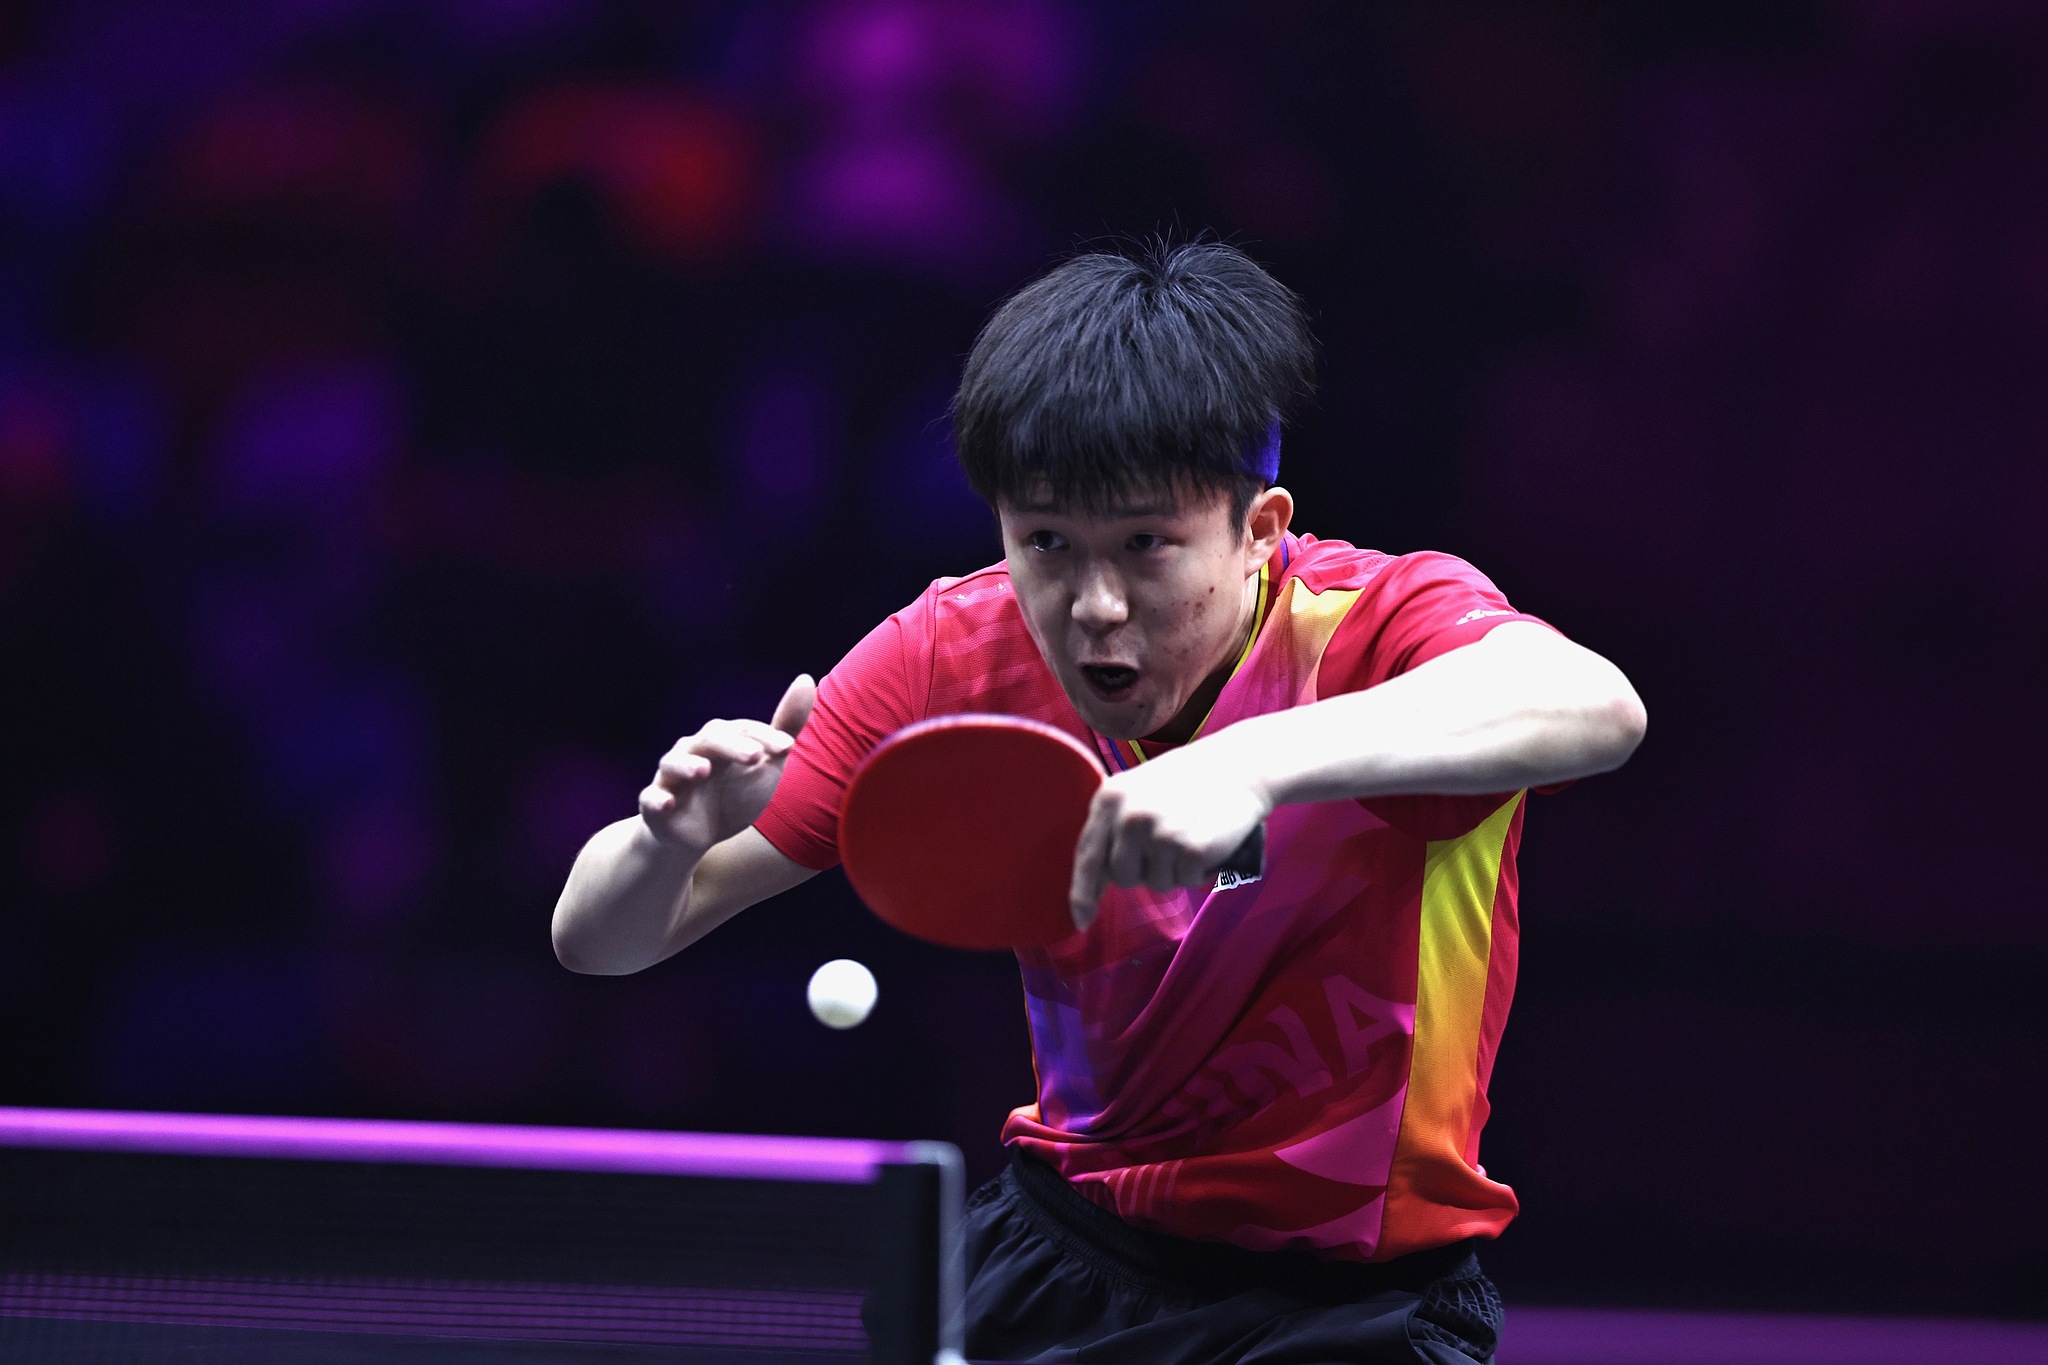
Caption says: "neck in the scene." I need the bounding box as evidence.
[1143,566,1265,747]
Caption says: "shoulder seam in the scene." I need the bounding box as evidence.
[1284,540,1394,595]
[934,562,1012,591]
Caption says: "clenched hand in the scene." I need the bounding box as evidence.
[1067,737,1270,930]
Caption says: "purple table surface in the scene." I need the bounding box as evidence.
[0,1105,931,1183]
[1497,1305,2048,1365]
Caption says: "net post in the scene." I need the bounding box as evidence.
[867,1141,964,1365]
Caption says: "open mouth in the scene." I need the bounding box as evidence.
[1080,664,1139,701]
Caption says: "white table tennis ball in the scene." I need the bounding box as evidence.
[806,958,878,1029]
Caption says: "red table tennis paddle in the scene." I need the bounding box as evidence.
[840,713,1264,950]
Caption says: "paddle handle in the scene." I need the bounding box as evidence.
[1218,822,1265,880]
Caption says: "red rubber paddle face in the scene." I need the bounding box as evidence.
[840,714,1104,950]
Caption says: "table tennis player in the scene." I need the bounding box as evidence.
[552,240,1647,1364]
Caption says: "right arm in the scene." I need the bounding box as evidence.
[551,675,820,975]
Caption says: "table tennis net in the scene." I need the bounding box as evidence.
[0,1109,962,1365]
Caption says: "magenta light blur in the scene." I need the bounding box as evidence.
[1500,1305,2048,1365]
[0,1106,923,1183]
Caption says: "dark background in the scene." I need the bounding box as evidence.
[2,0,2043,1322]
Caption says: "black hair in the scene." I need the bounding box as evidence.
[951,239,1316,525]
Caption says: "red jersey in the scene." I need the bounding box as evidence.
[756,533,1554,1261]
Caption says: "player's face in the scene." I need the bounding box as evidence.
[999,484,1289,741]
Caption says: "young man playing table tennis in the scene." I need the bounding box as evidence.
[554,241,1646,1363]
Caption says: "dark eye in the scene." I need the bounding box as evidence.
[1127,533,1167,552]
[1026,530,1065,552]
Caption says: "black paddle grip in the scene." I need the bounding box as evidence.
[1218,822,1265,880]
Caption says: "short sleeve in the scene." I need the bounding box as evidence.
[1317,551,1555,693]
[754,600,933,870]
[1315,552,1561,840]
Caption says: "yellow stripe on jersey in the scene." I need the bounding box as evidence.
[1286,580,1363,686]
[1226,559,1274,677]
[1384,792,1522,1230]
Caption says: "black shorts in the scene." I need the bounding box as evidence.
[960,1151,1503,1364]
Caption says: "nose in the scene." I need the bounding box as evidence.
[1072,561,1128,632]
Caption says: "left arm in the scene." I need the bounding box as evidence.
[1069,623,1647,923]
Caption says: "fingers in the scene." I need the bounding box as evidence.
[674,719,792,769]
[1142,836,1213,893]
[771,673,817,737]
[1084,788,1156,893]
[1068,793,1114,932]
[652,751,712,788]
[1085,782,1237,902]
[646,717,794,807]
[652,678,810,805]
[1072,791,1213,927]
[1106,808,1150,890]
[638,695,809,843]
[688,726,785,766]
[1120,825,1211,892]
[1160,845,1212,893]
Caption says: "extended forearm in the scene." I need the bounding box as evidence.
[553,821,817,975]
[551,818,704,975]
[1216,625,1646,808]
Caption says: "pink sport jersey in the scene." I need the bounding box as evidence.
[756,533,1555,1261]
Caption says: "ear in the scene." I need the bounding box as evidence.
[1243,485,1293,570]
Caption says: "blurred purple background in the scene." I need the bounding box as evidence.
[1,0,2043,1323]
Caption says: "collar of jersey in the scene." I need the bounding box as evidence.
[1095,535,1292,772]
